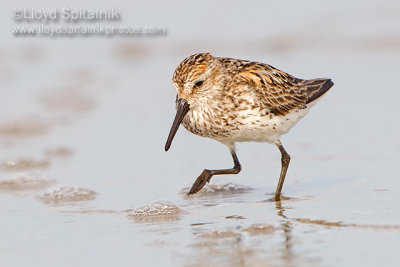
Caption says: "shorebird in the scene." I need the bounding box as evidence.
[165,53,333,201]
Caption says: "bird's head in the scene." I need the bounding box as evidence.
[165,53,223,151]
[172,52,224,104]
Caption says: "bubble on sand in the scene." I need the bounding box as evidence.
[38,187,97,204]
[244,224,276,236]
[1,158,50,171]
[128,201,180,217]
[126,201,181,223]
[0,175,55,191]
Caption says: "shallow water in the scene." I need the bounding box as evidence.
[1,0,400,266]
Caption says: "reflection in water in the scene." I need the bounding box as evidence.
[294,217,400,230]
[128,214,181,224]
[181,183,253,199]
[275,201,295,267]
[185,200,319,267]
[273,199,400,267]
[243,224,276,236]
[188,228,261,267]
[275,200,322,266]
[182,191,320,266]
[186,212,270,265]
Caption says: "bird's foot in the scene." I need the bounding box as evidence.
[264,194,293,202]
[187,170,213,196]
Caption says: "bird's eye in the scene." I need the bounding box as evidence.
[194,80,204,88]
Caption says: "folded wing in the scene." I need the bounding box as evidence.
[235,62,333,115]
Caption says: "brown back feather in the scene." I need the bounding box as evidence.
[230,59,333,115]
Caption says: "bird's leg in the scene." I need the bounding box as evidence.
[274,140,291,201]
[187,149,242,196]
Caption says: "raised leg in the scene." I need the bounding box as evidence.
[187,148,242,196]
[274,140,291,201]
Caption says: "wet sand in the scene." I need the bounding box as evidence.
[1,0,400,266]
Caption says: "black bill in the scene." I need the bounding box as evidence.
[165,98,190,151]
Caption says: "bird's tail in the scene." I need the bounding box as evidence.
[302,78,334,104]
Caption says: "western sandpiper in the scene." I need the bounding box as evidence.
[165,53,333,201]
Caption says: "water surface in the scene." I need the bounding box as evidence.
[1,0,400,266]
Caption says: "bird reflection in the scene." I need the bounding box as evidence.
[275,200,295,266]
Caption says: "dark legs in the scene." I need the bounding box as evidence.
[274,140,291,201]
[187,148,242,195]
[186,141,290,200]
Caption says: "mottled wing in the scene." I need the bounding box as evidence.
[302,78,334,104]
[233,61,333,115]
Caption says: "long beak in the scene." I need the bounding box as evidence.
[165,98,190,151]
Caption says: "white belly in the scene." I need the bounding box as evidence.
[219,107,310,143]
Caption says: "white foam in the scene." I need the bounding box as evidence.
[38,186,97,204]
[128,200,180,217]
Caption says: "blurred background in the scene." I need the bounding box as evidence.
[0,0,399,266]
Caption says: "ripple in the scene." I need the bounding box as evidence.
[1,158,50,171]
[38,187,97,204]
[60,209,118,214]
[0,175,55,191]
